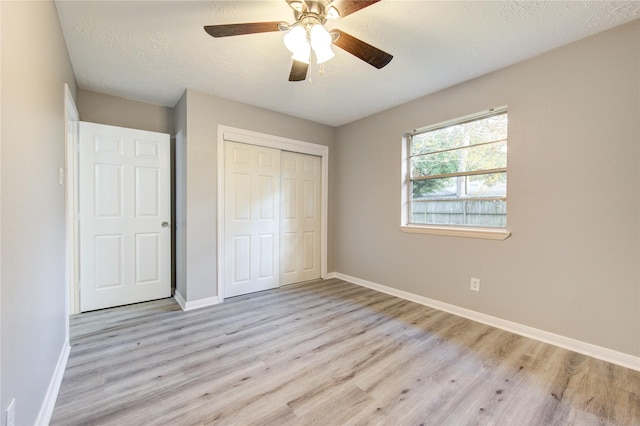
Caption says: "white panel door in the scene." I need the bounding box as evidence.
[280,151,322,285]
[224,141,281,298]
[79,122,171,312]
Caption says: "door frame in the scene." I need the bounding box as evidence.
[64,84,80,317]
[216,125,329,301]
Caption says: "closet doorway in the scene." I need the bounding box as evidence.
[218,127,328,299]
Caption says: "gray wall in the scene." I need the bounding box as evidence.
[334,20,640,357]
[175,89,335,302]
[1,1,77,425]
[77,89,174,135]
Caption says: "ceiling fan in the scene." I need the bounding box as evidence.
[204,0,393,81]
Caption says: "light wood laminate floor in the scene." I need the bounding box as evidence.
[51,279,640,425]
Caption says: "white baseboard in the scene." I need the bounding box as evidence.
[335,272,640,372]
[324,272,337,279]
[174,290,220,311]
[35,340,71,425]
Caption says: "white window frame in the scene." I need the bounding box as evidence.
[400,107,511,240]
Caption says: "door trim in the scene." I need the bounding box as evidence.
[217,126,329,301]
[64,84,79,317]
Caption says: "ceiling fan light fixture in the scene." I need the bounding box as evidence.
[291,42,311,64]
[310,23,330,45]
[326,6,340,20]
[284,24,311,64]
[314,45,335,64]
[310,24,335,64]
[283,24,307,53]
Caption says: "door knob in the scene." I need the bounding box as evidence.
[161,221,170,228]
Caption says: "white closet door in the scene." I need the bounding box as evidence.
[224,141,281,297]
[280,151,322,285]
[79,122,171,312]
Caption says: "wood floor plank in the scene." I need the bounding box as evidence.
[51,279,640,425]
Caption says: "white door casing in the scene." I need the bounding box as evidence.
[79,122,171,312]
[280,151,322,285]
[64,84,79,317]
[224,141,281,298]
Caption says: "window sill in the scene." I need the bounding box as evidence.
[400,224,511,240]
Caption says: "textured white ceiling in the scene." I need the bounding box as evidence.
[55,1,640,126]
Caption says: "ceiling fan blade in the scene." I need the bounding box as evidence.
[332,29,392,69]
[331,0,381,18]
[204,22,282,38]
[289,60,309,81]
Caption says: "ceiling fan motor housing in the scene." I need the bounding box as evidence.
[290,1,333,26]
[291,1,330,16]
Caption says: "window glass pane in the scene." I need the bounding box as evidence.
[410,199,507,228]
[410,113,507,156]
[411,141,506,178]
[407,109,508,229]
[411,172,506,200]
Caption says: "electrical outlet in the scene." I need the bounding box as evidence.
[6,399,15,426]
[470,278,480,292]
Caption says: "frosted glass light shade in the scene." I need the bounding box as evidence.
[310,24,331,50]
[310,24,335,64]
[284,25,307,53]
[314,46,335,64]
[291,42,311,64]
[284,23,335,66]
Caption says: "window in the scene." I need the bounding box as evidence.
[402,107,510,239]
